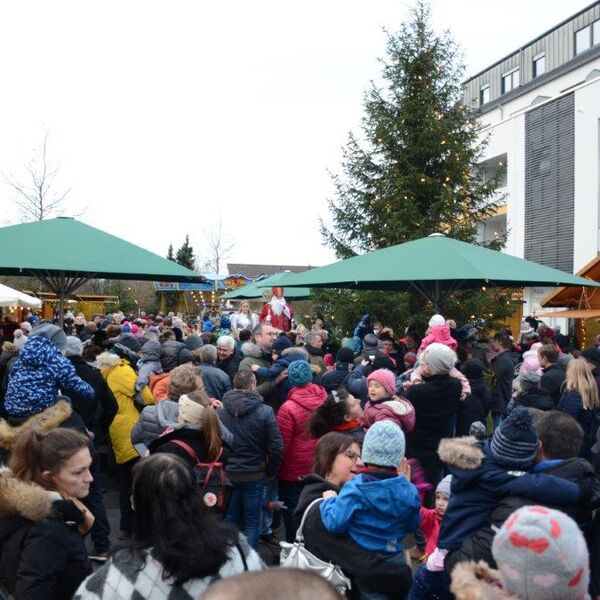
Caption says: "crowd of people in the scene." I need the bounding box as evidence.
[0,305,598,599]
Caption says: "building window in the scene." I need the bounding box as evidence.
[533,53,545,78]
[477,212,507,245]
[501,69,519,94]
[478,153,508,189]
[594,20,600,45]
[576,25,592,54]
[480,84,490,106]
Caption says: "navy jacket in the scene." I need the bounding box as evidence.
[219,389,283,480]
[322,363,351,393]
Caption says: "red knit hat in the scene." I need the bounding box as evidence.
[367,369,396,396]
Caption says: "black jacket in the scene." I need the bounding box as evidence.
[321,363,351,392]
[217,350,243,383]
[540,363,566,406]
[218,389,283,480]
[490,351,518,415]
[68,355,118,431]
[160,341,193,373]
[446,456,600,573]
[513,389,554,411]
[457,359,489,436]
[294,474,412,599]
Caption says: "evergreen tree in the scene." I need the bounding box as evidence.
[166,243,175,261]
[175,235,195,270]
[318,2,513,329]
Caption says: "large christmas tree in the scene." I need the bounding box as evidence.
[317,2,512,334]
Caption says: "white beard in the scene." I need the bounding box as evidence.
[270,296,291,318]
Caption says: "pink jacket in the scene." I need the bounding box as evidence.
[360,396,416,432]
[410,365,471,400]
[277,383,327,481]
[418,325,458,354]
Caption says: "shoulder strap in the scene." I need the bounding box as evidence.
[295,497,323,543]
[169,439,201,464]
[235,542,249,572]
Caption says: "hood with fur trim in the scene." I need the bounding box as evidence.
[0,468,57,522]
[0,400,72,450]
[241,342,264,359]
[96,351,122,370]
[450,561,518,600]
[438,436,485,471]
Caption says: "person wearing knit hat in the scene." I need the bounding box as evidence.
[428,314,445,328]
[272,334,293,356]
[367,368,396,397]
[287,359,313,387]
[319,421,420,599]
[421,343,457,376]
[512,371,553,411]
[417,474,453,561]
[29,322,68,352]
[64,335,84,358]
[492,505,590,600]
[321,347,355,393]
[177,393,206,424]
[490,407,539,469]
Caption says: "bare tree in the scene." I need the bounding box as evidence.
[199,219,235,276]
[2,132,76,222]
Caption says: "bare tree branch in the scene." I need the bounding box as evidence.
[199,219,235,275]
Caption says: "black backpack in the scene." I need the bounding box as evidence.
[169,439,232,514]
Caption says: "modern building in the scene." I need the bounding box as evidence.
[463,1,600,333]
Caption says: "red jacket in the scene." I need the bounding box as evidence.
[420,506,443,556]
[277,383,327,481]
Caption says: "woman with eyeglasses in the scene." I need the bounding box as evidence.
[294,432,413,600]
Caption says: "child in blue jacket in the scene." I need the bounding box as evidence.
[320,421,420,598]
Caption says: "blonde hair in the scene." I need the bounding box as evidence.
[168,363,200,400]
[565,358,599,410]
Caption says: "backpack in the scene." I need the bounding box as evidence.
[168,439,232,513]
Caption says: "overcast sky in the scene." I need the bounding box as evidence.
[0,0,590,272]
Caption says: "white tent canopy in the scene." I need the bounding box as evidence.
[0,283,42,308]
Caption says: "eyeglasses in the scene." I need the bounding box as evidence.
[343,451,361,462]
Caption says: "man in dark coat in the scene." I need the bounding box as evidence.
[322,347,355,392]
[538,344,566,406]
[216,335,243,383]
[489,332,518,427]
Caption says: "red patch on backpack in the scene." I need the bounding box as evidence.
[528,506,550,515]
[550,519,561,538]
[505,513,519,530]
[568,568,583,588]
[509,531,549,553]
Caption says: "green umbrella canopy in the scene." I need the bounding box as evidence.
[224,272,311,300]
[0,217,205,324]
[280,234,599,306]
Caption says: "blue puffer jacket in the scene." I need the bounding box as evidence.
[4,337,94,417]
[320,470,420,553]
[436,437,582,551]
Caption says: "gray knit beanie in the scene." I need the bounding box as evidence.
[421,342,456,375]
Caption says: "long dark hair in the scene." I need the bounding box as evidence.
[312,432,356,478]
[128,454,238,585]
[308,389,353,437]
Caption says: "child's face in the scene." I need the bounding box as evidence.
[435,492,449,516]
[344,394,362,420]
[368,380,388,401]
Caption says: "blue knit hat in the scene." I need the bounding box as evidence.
[287,360,312,387]
[362,421,405,468]
[490,407,539,468]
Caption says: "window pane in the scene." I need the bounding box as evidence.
[594,20,600,45]
[513,69,520,88]
[502,74,511,94]
[480,86,489,105]
[534,55,545,77]
[576,25,591,54]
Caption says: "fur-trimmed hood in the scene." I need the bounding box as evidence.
[0,400,72,450]
[438,436,485,470]
[0,468,57,522]
[450,561,518,600]
[241,342,263,359]
[96,351,123,370]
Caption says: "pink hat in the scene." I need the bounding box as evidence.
[367,369,396,396]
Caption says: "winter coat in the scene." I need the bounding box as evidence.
[436,437,582,552]
[511,389,554,412]
[216,350,243,383]
[322,363,351,392]
[540,363,566,406]
[238,343,278,404]
[490,350,518,416]
[320,470,420,553]
[306,345,326,376]
[360,396,415,432]
[68,355,118,432]
[4,337,95,417]
[149,372,170,402]
[418,324,458,353]
[405,374,461,482]
[254,348,310,401]
[277,383,327,481]
[99,354,154,464]
[136,341,163,391]
[0,344,18,392]
[558,390,600,460]
[195,363,231,400]
[218,389,283,480]
[446,455,600,573]
[73,536,264,600]
[160,340,193,373]
[410,365,471,400]
[420,506,444,556]
[346,364,370,405]
[294,474,414,598]
[0,469,92,600]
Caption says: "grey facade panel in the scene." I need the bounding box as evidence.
[524,93,575,272]
[465,1,600,107]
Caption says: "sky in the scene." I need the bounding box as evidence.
[0,0,591,273]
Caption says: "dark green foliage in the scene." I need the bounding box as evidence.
[175,235,195,270]
[166,243,175,261]
[319,1,512,330]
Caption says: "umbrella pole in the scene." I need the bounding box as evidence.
[57,272,66,330]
